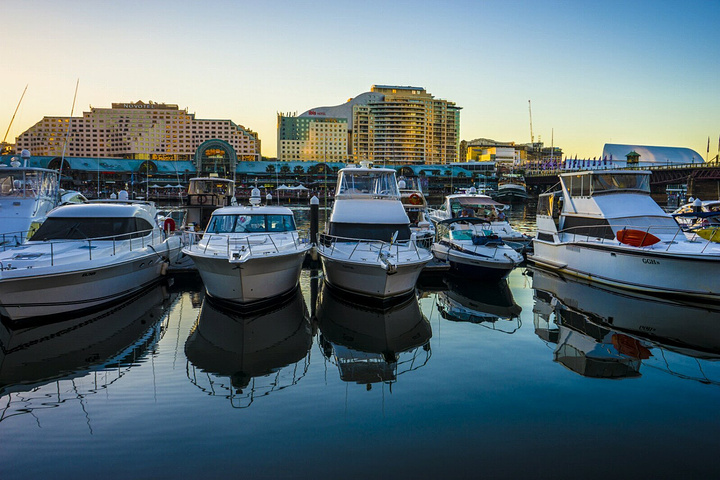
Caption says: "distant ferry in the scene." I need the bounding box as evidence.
[495,174,528,203]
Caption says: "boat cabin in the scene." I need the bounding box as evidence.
[185,177,236,230]
[537,170,678,240]
[0,167,59,200]
[28,203,158,241]
[328,165,411,242]
[0,167,62,243]
[187,177,235,207]
[336,165,400,198]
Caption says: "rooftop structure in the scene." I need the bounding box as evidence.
[602,144,704,166]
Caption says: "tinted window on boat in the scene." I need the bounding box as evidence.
[591,174,650,194]
[206,214,296,233]
[328,222,411,241]
[30,217,155,241]
[566,175,591,197]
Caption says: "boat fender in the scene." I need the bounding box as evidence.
[161,261,169,275]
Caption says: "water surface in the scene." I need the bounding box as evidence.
[1,205,719,479]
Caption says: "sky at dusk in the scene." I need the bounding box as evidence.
[2,0,719,160]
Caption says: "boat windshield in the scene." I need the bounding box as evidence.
[0,170,58,199]
[564,173,650,197]
[591,173,650,194]
[397,176,425,193]
[337,170,399,197]
[30,217,155,241]
[206,214,296,233]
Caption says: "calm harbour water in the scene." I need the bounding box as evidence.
[2,205,720,479]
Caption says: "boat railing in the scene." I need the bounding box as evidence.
[317,233,427,262]
[555,223,703,252]
[0,231,30,252]
[185,230,307,258]
[0,228,168,268]
[446,239,512,260]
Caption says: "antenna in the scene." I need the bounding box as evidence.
[3,84,28,143]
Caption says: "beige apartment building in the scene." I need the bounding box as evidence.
[15,101,261,161]
[278,85,460,165]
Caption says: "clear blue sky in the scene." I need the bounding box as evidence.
[2,0,719,159]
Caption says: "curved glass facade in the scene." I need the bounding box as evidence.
[194,139,237,177]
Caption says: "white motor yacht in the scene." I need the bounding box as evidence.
[0,200,183,323]
[428,187,531,252]
[316,163,433,299]
[529,169,720,300]
[182,191,310,306]
[432,217,523,279]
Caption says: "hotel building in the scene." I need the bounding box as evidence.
[15,101,261,161]
[278,85,460,165]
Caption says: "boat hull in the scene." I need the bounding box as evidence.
[432,243,518,280]
[0,254,169,323]
[188,250,308,304]
[319,254,428,298]
[530,239,720,300]
[495,187,528,203]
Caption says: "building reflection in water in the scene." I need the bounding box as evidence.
[0,282,175,424]
[435,275,522,332]
[531,267,720,382]
[184,287,312,408]
[316,284,431,388]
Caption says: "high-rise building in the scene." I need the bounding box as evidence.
[277,114,348,162]
[278,86,460,165]
[15,101,261,161]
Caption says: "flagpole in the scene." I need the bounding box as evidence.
[707,136,710,163]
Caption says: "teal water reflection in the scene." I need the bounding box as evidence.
[1,223,720,478]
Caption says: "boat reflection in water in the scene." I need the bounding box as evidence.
[184,287,312,408]
[316,284,431,386]
[531,267,720,382]
[436,275,522,332]
[0,282,175,423]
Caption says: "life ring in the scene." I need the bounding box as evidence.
[409,193,422,205]
[163,218,176,233]
[197,195,207,205]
